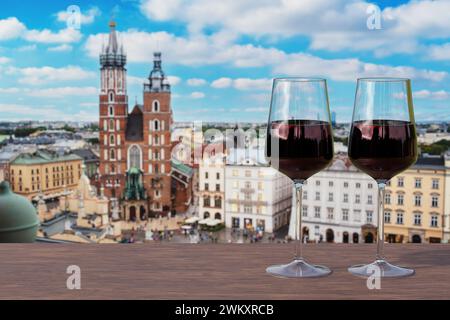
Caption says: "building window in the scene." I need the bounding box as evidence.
[353,210,361,222]
[110,149,115,160]
[245,170,251,177]
[215,184,220,192]
[109,105,114,116]
[367,195,373,205]
[342,209,349,221]
[329,181,333,187]
[214,197,222,208]
[152,100,160,112]
[153,120,160,131]
[328,193,333,202]
[258,182,263,190]
[205,172,208,179]
[327,208,334,220]
[415,178,422,188]
[129,145,141,169]
[315,180,320,186]
[203,196,210,207]
[384,211,391,223]
[343,193,348,203]
[355,194,360,204]
[315,192,320,201]
[368,183,373,189]
[314,207,321,218]
[205,183,209,191]
[385,193,391,204]
[232,170,238,177]
[110,135,115,145]
[432,179,439,189]
[397,177,404,187]
[414,213,422,226]
[366,211,373,224]
[109,119,114,131]
[396,212,404,225]
[431,196,439,208]
[414,195,421,207]
[244,205,252,214]
[109,92,114,102]
[216,172,220,180]
[302,206,308,217]
[303,191,307,200]
[343,182,348,188]
[431,215,439,227]
[397,194,404,205]
[356,183,361,188]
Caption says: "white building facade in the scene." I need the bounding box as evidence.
[224,149,292,233]
[198,154,226,221]
[298,157,379,243]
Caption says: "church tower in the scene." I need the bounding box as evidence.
[98,21,128,200]
[142,52,173,214]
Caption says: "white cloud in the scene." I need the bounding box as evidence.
[211,77,232,88]
[0,17,26,41]
[187,78,206,86]
[17,44,37,52]
[47,44,73,52]
[167,75,181,85]
[274,53,447,82]
[233,78,272,91]
[413,90,450,100]
[79,102,98,107]
[0,87,20,94]
[0,103,97,121]
[0,57,10,64]
[190,91,205,99]
[25,86,98,98]
[23,28,82,44]
[244,107,268,113]
[7,66,95,85]
[139,0,450,57]
[56,7,101,25]
[428,43,450,61]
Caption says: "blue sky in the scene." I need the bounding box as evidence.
[0,0,450,123]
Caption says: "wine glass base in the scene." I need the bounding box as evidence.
[348,259,414,278]
[266,259,332,278]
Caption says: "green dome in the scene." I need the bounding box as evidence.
[0,181,39,243]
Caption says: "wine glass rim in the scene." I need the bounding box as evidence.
[273,77,326,82]
[357,77,410,82]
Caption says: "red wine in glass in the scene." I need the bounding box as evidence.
[267,119,334,180]
[349,119,418,181]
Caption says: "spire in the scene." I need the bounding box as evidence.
[100,21,126,68]
[145,52,170,93]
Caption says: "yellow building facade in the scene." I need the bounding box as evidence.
[384,156,446,243]
[9,150,83,200]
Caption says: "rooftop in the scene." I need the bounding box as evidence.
[11,150,82,165]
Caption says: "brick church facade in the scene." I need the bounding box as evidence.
[98,21,174,220]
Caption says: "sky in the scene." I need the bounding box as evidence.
[0,0,450,123]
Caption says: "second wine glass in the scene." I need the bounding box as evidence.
[265,78,334,278]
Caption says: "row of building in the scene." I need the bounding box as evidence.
[198,146,450,243]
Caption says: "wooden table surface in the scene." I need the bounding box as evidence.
[0,243,449,300]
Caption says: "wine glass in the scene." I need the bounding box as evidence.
[265,78,334,278]
[348,78,418,277]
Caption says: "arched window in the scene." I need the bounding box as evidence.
[154,119,160,131]
[110,135,115,145]
[129,145,141,169]
[109,106,114,116]
[153,100,160,112]
[109,119,114,131]
[109,91,114,102]
[110,149,115,160]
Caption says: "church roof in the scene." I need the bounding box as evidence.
[125,105,144,141]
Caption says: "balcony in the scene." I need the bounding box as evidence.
[240,187,255,194]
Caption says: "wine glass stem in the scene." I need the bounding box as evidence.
[293,180,304,260]
[376,182,386,260]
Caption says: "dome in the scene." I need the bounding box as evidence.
[0,181,40,243]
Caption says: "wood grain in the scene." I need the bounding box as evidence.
[0,244,449,300]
